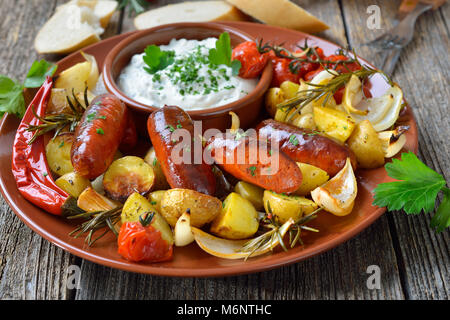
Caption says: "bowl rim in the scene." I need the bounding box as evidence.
[102,22,273,116]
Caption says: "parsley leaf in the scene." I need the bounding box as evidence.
[143,45,175,74]
[0,76,25,118]
[431,187,450,233]
[373,152,449,233]
[23,60,57,88]
[208,32,241,76]
[0,59,56,119]
[373,152,446,214]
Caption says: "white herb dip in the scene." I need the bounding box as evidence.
[118,38,258,110]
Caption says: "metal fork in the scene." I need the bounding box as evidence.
[366,2,433,75]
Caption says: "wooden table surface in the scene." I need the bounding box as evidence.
[0,0,448,300]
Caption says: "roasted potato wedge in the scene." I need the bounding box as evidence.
[77,187,120,212]
[160,189,222,227]
[55,172,91,198]
[210,192,259,240]
[148,190,166,213]
[263,190,318,223]
[47,88,72,115]
[143,147,170,190]
[347,120,385,169]
[45,134,74,176]
[122,193,173,245]
[234,181,264,211]
[54,61,92,95]
[280,81,300,99]
[313,106,355,142]
[291,113,316,130]
[103,156,155,202]
[294,163,329,196]
[265,87,284,117]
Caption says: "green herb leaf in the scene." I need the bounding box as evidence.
[117,0,149,16]
[96,128,104,135]
[208,32,241,75]
[0,75,25,118]
[231,60,241,76]
[289,134,299,146]
[249,166,257,176]
[373,152,446,214]
[430,187,450,233]
[23,60,57,88]
[143,45,175,74]
[86,112,96,122]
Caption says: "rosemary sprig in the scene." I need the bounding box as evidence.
[26,87,89,144]
[68,206,123,246]
[240,206,323,260]
[278,65,392,122]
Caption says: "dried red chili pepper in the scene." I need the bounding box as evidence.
[12,77,78,216]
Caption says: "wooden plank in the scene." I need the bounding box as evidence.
[0,0,78,300]
[0,0,124,300]
[75,217,403,299]
[340,0,449,299]
[121,0,348,45]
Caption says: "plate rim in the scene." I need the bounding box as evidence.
[0,21,419,277]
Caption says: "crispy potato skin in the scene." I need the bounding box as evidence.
[121,193,174,245]
[55,172,91,198]
[71,94,127,179]
[256,119,357,177]
[210,192,259,240]
[206,135,302,194]
[103,156,155,202]
[263,190,318,223]
[144,147,170,190]
[347,120,385,169]
[46,134,74,176]
[147,105,216,196]
[160,189,222,227]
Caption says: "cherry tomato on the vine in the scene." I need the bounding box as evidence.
[232,41,269,78]
[118,213,173,263]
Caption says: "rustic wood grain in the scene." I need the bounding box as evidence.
[0,0,79,300]
[340,0,449,300]
[75,217,404,300]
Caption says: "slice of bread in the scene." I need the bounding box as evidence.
[134,1,248,30]
[35,0,117,54]
[58,0,118,28]
[225,0,329,33]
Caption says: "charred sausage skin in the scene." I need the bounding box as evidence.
[206,135,303,194]
[256,119,357,176]
[147,105,216,196]
[71,94,127,179]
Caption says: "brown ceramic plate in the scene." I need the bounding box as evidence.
[0,22,418,277]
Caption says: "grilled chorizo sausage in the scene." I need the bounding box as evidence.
[206,134,303,194]
[147,105,216,196]
[71,94,127,179]
[256,119,357,176]
[119,110,138,153]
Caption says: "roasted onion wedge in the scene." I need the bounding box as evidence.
[192,218,294,260]
[311,158,357,216]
